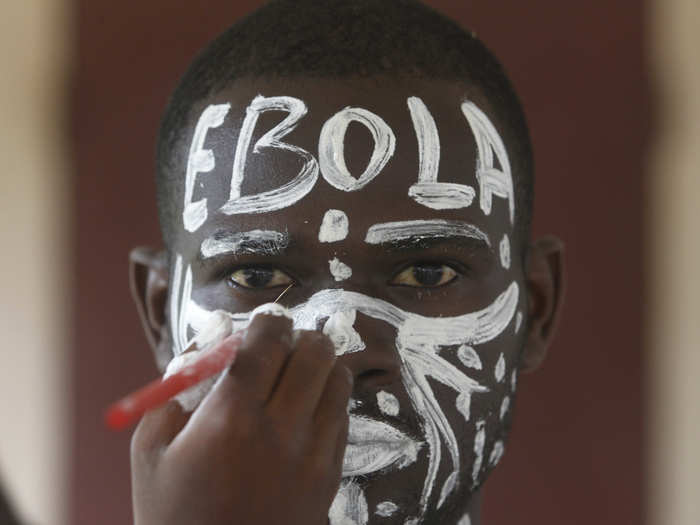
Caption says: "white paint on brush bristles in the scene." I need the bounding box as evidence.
[364,219,490,247]
[220,95,319,216]
[499,234,511,270]
[376,391,400,417]
[200,229,288,258]
[329,257,353,281]
[183,104,230,232]
[461,101,515,224]
[375,501,399,517]
[319,106,396,192]
[319,209,349,243]
[495,353,506,382]
[406,96,475,210]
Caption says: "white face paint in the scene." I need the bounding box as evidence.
[407,96,475,210]
[494,353,506,382]
[200,229,288,258]
[220,95,319,215]
[457,513,472,525]
[172,94,520,524]
[319,209,350,243]
[376,391,400,417]
[499,234,511,270]
[461,101,515,224]
[457,345,482,370]
[319,106,396,192]
[180,282,519,519]
[499,396,510,421]
[515,310,523,333]
[511,369,518,392]
[488,440,505,468]
[364,220,490,247]
[183,104,230,232]
[329,257,353,281]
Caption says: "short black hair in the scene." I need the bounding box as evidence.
[156,0,534,255]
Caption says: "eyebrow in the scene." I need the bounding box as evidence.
[364,220,491,250]
[199,229,290,259]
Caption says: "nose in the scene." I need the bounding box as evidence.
[336,312,402,393]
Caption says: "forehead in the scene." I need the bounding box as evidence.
[174,76,513,250]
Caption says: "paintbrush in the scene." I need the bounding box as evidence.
[105,285,293,431]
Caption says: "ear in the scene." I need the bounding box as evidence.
[520,236,566,373]
[129,246,173,372]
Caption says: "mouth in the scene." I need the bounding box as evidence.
[342,415,423,477]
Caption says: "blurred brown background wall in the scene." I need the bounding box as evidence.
[70,1,648,524]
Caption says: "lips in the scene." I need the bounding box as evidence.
[342,415,423,477]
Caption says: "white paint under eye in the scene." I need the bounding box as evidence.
[407,96,475,210]
[200,229,288,258]
[329,479,368,525]
[319,209,349,243]
[500,396,510,421]
[376,391,400,417]
[183,104,230,232]
[220,95,318,215]
[461,101,515,224]
[329,257,352,281]
[471,420,486,488]
[323,309,365,355]
[511,369,518,391]
[457,345,482,370]
[489,440,505,467]
[364,219,490,247]
[375,501,398,517]
[499,234,511,270]
[495,353,506,382]
[457,513,472,525]
[319,106,396,192]
[515,310,523,333]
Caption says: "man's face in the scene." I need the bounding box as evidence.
[168,76,525,524]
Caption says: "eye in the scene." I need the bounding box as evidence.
[227,267,293,289]
[390,263,458,288]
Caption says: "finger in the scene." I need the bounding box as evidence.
[266,330,337,423]
[131,400,189,460]
[312,363,353,460]
[226,312,295,406]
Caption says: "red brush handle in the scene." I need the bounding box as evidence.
[105,334,243,431]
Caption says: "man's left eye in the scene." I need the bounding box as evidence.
[390,263,458,288]
[227,267,293,289]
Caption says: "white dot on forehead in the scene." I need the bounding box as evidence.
[499,234,511,270]
[329,257,352,281]
[375,501,398,517]
[318,209,349,243]
[376,391,400,417]
[495,353,506,382]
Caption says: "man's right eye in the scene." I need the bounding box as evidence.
[227,268,293,289]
